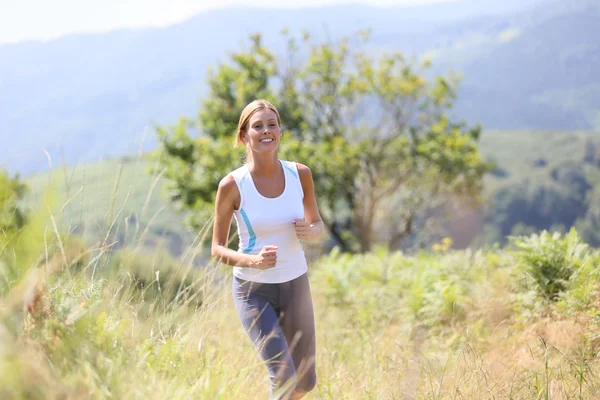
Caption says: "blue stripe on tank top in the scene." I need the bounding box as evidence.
[238,173,248,188]
[239,208,256,254]
[283,163,298,179]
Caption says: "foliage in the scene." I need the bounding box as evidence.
[0,171,28,240]
[1,201,600,398]
[155,30,490,253]
[315,228,600,330]
[0,196,217,399]
[477,130,600,248]
[309,229,600,397]
[0,180,58,298]
[509,228,592,302]
[576,185,600,246]
[106,248,207,311]
[314,243,502,332]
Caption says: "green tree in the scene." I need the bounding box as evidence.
[155,31,490,253]
[576,185,600,247]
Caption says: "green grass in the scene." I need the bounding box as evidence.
[7,150,600,397]
[1,209,599,398]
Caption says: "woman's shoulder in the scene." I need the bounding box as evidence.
[295,163,311,174]
[281,160,311,176]
[217,174,237,192]
[228,164,250,182]
[217,174,241,208]
[287,161,311,178]
[281,160,313,189]
[219,164,247,189]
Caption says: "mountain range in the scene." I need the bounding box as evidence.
[1,0,598,175]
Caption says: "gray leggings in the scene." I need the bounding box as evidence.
[232,273,316,398]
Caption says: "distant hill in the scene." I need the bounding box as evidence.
[448,0,600,130]
[4,0,599,176]
[23,155,196,257]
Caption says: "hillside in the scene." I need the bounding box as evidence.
[450,0,600,130]
[474,129,600,246]
[5,0,600,175]
[24,155,195,257]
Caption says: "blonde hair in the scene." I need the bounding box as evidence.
[234,99,282,148]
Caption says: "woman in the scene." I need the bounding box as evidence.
[211,99,324,399]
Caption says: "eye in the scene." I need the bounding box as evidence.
[269,123,277,127]
[253,124,262,129]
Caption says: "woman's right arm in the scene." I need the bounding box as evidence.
[211,175,278,269]
[211,175,254,267]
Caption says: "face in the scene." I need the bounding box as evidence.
[243,108,282,152]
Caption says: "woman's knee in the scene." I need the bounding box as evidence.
[270,359,297,393]
[295,372,316,393]
[275,373,315,400]
[272,370,316,395]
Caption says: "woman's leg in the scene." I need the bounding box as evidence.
[279,273,317,397]
[232,277,297,398]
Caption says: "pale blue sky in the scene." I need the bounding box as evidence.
[0,0,458,45]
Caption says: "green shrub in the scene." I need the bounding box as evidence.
[314,246,485,330]
[509,228,589,301]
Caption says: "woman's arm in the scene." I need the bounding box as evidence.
[294,163,324,240]
[211,175,254,267]
[211,175,278,269]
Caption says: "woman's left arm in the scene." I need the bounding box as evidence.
[293,163,324,241]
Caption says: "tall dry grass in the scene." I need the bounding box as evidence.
[2,159,599,399]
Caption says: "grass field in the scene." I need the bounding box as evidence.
[1,221,599,398]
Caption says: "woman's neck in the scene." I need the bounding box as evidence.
[248,152,279,177]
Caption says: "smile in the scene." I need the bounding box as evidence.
[260,138,274,142]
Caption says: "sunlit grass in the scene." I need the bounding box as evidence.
[2,234,599,398]
[3,156,600,399]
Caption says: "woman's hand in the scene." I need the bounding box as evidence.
[250,245,278,269]
[293,219,313,240]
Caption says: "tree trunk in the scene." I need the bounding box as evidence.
[321,214,352,253]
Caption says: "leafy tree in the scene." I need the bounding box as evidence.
[576,185,600,247]
[154,34,305,230]
[155,31,490,253]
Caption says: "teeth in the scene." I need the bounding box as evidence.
[260,139,273,142]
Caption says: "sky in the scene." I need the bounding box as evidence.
[0,0,458,45]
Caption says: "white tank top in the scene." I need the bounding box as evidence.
[230,160,308,283]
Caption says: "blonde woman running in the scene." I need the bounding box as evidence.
[211,99,324,399]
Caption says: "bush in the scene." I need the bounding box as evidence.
[313,245,489,330]
[509,228,589,301]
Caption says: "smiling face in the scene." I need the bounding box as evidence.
[243,108,282,154]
